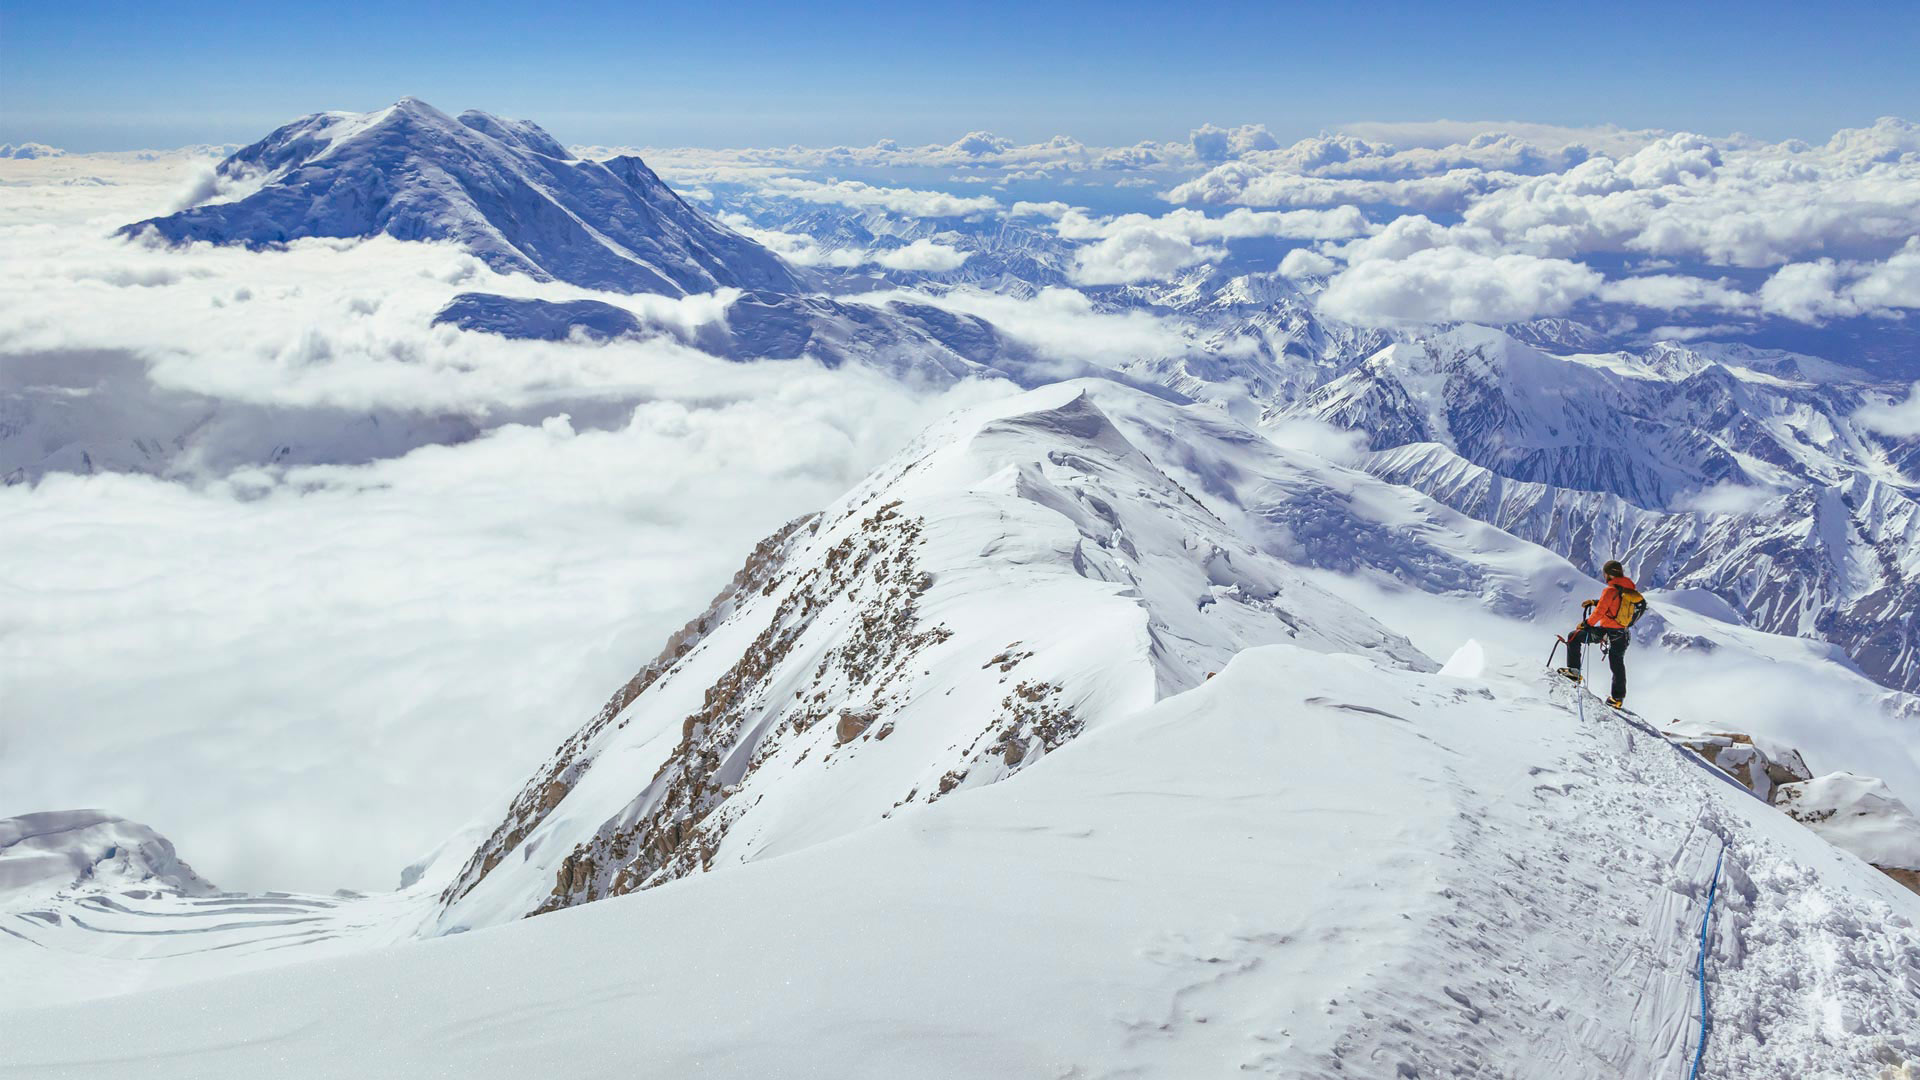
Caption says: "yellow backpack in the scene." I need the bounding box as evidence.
[1615,587,1648,628]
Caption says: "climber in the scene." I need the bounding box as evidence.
[1557,560,1647,708]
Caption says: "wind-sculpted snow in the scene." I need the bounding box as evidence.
[118,98,802,297]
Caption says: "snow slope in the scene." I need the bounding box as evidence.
[119,98,802,296]
[5,648,1915,1079]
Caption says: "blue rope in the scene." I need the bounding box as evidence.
[1686,840,1727,1080]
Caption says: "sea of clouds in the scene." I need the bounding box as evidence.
[636,115,1920,331]
[0,155,1016,891]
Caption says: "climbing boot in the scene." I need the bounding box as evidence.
[1606,697,1625,709]
[1555,667,1582,684]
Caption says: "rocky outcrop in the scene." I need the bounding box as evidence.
[1674,729,1920,897]
[1776,772,1920,896]
[1671,732,1812,804]
[438,514,818,910]
[535,501,952,911]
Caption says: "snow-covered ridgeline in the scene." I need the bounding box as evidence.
[434,383,1435,929]
[434,380,1920,933]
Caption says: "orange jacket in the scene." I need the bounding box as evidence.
[1586,575,1638,629]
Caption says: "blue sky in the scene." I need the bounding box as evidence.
[5,0,1917,150]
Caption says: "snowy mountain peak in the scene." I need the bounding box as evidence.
[119,99,802,296]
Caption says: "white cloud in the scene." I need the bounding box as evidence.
[1053,204,1374,283]
[1279,248,1337,278]
[1335,119,1668,157]
[1056,205,1373,244]
[0,373,1011,893]
[856,286,1192,368]
[1070,226,1224,285]
[759,176,1001,218]
[1167,166,1505,213]
[947,131,1015,157]
[1461,132,1920,267]
[1334,214,1484,264]
[1190,123,1280,163]
[1318,247,1603,326]
[716,215,969,273]
[1855,381,1920,437]
[2,141,67,159]
[1262,416,1368,465]
[1597,274,1755,312]
[1010,200,1072,219]
[1645,322,1752,342]
[1758,241,1920,323]
[1758,259,1857,322]
[874,238,970,272]
[598,132,1176,177]
[1673,480,1780,515]
[1164,121,1920,278]
[716,213,863,268]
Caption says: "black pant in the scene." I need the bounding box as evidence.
[1566,625,1628,701]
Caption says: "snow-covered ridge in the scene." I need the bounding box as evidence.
[434,382,1440,928]
[118,98,802,296]
[432,378,1920,932]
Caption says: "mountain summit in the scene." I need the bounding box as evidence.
[119,97,802,296]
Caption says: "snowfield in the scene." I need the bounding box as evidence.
[4,647,1916,1078]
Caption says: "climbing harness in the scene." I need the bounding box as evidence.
[1686,839,1728,1080]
